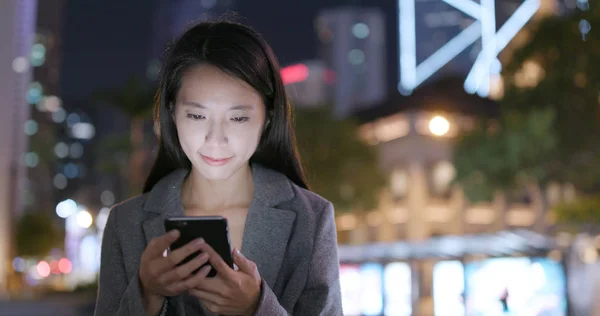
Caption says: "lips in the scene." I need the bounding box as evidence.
[201,155,232,166]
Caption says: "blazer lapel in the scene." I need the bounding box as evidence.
[241,201,296,288]
[240,163,296,289]
[141,169,188,244]
[141,169,189,315]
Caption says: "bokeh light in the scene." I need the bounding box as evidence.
[76,210,93,228]
[56,199,78,218]
[36,261,51,278]
[429,116,450,136]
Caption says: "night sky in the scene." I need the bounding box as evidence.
[60,0,398,99]
[238,0,394,63]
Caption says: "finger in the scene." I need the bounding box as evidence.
[163,282,187,297]
[189,290,237,314]
[158,252,210,285]
[191,274,228,295]
[180,265,213,290]
[197,243,235,279]
[165,238,205,267]
[232,248,257,276]
[145,230,180,259]
[189,289,226,306]
[147,238,205,277]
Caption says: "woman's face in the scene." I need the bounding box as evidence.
[173,64,266,180]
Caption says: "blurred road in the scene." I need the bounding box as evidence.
[0,295,95,316]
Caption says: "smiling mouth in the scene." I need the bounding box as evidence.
[201,155,232,166]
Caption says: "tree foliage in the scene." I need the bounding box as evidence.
[501,7,600,189]
[93,76,156,195]
[295,106,386,212]
[93,76,155,119]
[454,108,556,202]
[15,211,63,257]
[455,8,600,208]
[553,195,600,225]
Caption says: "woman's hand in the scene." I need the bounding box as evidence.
[138,230,212,311]
[188,244,262,316]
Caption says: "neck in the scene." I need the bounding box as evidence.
[182,164,254,213]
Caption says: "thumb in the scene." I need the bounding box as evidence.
[232,248,255,274]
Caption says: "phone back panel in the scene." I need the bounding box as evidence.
[164,216,233,277]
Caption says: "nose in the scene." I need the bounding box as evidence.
[205,121,228,147]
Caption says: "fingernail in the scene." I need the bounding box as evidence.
[235,248,242,256]
[169,230,180,237]
[193,238,204,246]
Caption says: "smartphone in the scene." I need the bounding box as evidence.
[164,216,234,277]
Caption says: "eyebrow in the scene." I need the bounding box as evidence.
[181,101,254,111]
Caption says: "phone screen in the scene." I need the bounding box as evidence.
[164,216,234,277]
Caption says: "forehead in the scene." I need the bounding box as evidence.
[177,64,263,108]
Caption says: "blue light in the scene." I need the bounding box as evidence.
[26,82,43,104]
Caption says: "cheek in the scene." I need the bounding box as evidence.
[228,124,263,149]
[176,121,206,150]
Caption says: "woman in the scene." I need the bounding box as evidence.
[94,20,343,316]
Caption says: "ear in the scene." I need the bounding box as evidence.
[263,110,272,131]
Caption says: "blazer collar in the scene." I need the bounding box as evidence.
[142,162,295,215]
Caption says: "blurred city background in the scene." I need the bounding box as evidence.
[0,0,598,315]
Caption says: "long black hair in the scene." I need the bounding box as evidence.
[143,20,308,193]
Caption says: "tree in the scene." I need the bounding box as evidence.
[94,77,155,196]
[15,211,63,257]
[294,106,386,213]
[554,195,600,226]
[500,6,600,190]
[454,108,557,203]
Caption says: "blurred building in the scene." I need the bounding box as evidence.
[281,60,335,107]
[24,0,67,217]
[0,0,38,297]
[150,0,237,78]
[316,7,387,118]
[336,78,577,315]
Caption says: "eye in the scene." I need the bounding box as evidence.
[186,113,205,120]
[231,116,249,123]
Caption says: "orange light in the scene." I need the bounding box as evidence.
[58,258,72,274]
[281,64,309,85]
[37,261,51,278]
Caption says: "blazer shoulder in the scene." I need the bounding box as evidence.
[288,182,333,219]
[108,193,149,223]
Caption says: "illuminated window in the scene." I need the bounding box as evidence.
[429,161,456,199]
[390,169,408,200]
[348,49,365,65]
[373,115,410,142]
[352,23,370,39]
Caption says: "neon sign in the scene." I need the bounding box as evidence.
[398,0,540,97]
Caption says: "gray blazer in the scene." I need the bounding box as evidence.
[94,163,343,315]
